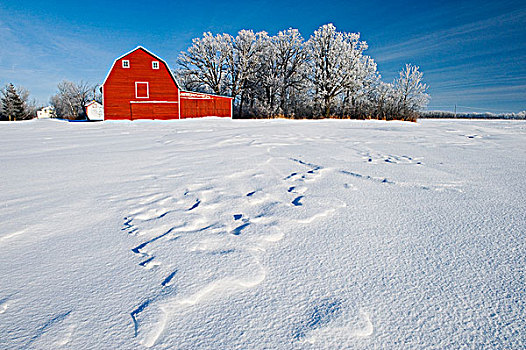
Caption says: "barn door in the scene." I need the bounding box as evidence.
[131,102,179,120]
[130,103,154,120]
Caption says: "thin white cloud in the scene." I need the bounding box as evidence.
[0,9,115,104]
[373,8,526,63]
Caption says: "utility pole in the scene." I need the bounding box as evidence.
[454,104,457,118]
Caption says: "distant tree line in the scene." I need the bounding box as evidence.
[175,24,429,121]
[420,110,526,120]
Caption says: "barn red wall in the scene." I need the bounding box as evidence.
[103,49,179,120]
[131,103,180,120]
[180,96,232,118]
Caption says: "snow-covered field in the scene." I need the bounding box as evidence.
[0,118,524,349]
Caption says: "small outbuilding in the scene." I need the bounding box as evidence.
[102,46,233,120]
[85,101,104,121]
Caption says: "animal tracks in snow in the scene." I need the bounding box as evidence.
[119,153,349,346]
[187,199,200,211]
[292,195,304,206]
[363,151,423,165]
[114,139,465,347]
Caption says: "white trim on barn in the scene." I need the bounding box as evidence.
[135,82,149,99]
[180,90,233,99]
[130,101,178,104]
[180,92,212,100]
[178,87,181,119]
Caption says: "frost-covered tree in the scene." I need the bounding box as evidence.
[50,80,97,119]
[175,25,429,121]
[393,64,429,118]
[339,55,379,117]
[0,83,32,121]
[178,32,232,95]
[367,81,397,120]
[306,24,369,117]
[229,29,307,118]
[273,28,308,117]
[250,32,278,117]
[173,69,205,92]
[225,30,268,117]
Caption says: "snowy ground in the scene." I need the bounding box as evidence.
[0,118,524,349]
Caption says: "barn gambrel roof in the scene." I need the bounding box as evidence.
[101,46,182,90]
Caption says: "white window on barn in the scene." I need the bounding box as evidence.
[135,82,149,98]
[152,61,159,69]
[122,60,130,68]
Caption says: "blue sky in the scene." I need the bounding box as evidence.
[1,0,524,113]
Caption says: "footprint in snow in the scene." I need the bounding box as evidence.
[293,299,343,341]
[293,300,374,344]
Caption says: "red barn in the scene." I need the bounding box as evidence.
[102,46,233,120]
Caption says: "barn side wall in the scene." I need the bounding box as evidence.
[180,96,232,119]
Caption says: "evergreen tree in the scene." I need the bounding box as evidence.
[1,83,28,121]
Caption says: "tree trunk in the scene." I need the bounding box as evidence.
[324,96,331,117]
[238,91,245,118]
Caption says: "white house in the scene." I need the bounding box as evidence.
[37,106,56,119]
[86,101,104,121]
